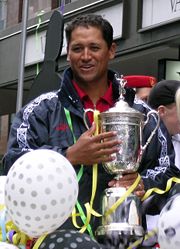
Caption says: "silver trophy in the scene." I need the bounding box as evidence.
[84,75,160,247]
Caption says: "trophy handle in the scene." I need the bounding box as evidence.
[83,108,95,129]
[142,110,160,152]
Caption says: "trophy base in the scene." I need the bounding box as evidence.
[96,223,144,248]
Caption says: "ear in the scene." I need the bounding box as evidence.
[66,46,70,61]
[109,42,117,59]
[157,105,166,118]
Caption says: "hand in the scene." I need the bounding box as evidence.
[66,123,121,166]
[108,172,145,198]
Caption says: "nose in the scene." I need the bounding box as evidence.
[81,48,91,60]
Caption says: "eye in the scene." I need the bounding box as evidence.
[71,46,82,53]
[91,46,100,51]
[142,97,148,102]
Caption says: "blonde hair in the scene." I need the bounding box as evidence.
[175,87,180,121]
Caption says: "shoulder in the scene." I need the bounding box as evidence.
[19,91,61,121]
[133,98,151,115]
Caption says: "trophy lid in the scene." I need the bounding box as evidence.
[101,74,143,119]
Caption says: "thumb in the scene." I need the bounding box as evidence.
[86,122,97,136]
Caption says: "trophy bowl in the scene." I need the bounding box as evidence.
[99,98,159,180]
[99,100,144,177]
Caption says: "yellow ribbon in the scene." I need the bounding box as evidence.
[0,220,30,246]
[128,177,180,249]
[78,173,141,233]
[141,176,180,201]
[71,207,81,229]
[79,203,102,234]
[0,205,5,211]
[32,234,47,249]
[93,110,100,135]
[127,228,157,249]
[0,216,48,249]
[78,110,101,233]
[105,174,141,217]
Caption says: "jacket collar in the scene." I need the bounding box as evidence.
[58,67,135,115]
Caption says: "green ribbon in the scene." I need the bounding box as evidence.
[64,108,94,237]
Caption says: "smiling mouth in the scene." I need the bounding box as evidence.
[80,64,94,70]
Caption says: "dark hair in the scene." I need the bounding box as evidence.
[65,14,114,48]
[148,80,180,109]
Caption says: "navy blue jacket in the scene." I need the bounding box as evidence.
[3,68,180,230]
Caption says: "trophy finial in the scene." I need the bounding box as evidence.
[115,74,127,100]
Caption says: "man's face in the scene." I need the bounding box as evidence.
[158,103,180,135]
[136,87,152,102]
[67,26,116,85]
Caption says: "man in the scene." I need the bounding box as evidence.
[142,80,180,246]
[148,80,180,171]
[124,75,157,102]
[148,80,180,138]
[2,14,180,239]
[174,87,180,169]
[2,14,138,234]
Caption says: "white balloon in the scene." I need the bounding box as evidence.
[158,194,180,249]
[0,242,19,248]
[5,149,78,238]
[0,176,7,205]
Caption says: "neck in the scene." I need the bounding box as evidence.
[74,77,109,104]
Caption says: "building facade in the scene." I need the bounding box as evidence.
[1,0,180,157]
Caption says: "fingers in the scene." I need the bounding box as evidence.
[94,130,118,141]
[90,130,121,152]
[121,172,138,180]
[135,180,144,191]
[83,128,121,163]
[134,189,145,198]
[108,172,138,187]
[85,123,119,140]
[108,177,145,198]
[75,127,121,165]
[85,122,96,136]
[108,179,119,187]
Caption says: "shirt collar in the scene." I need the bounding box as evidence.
[72,80,113,105]
[72,80,87,100]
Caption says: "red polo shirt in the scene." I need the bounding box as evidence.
[72,80,115,124]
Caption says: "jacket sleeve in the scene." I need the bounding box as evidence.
[133,101,180,191]
[139,114,180,191]
[2,92,67,175]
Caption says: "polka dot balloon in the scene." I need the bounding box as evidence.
[4,149,78,238]
[0,176,11,223]
[0,176,7,205]
[0,242,19,248]
[158,194,180,249]
[37,229,104,249]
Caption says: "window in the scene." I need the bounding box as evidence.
[5,0,21,30]
[0,0,7,31]
[0,0,79,32]
[59,0,78,6]
[28,0,52,19]
[0,115,9,156]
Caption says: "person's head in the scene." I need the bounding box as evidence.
[124,75,157,102]
[175,87,180,122]
[148,80,180,136]
[65,14,116,85]
[65,14,114,49]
